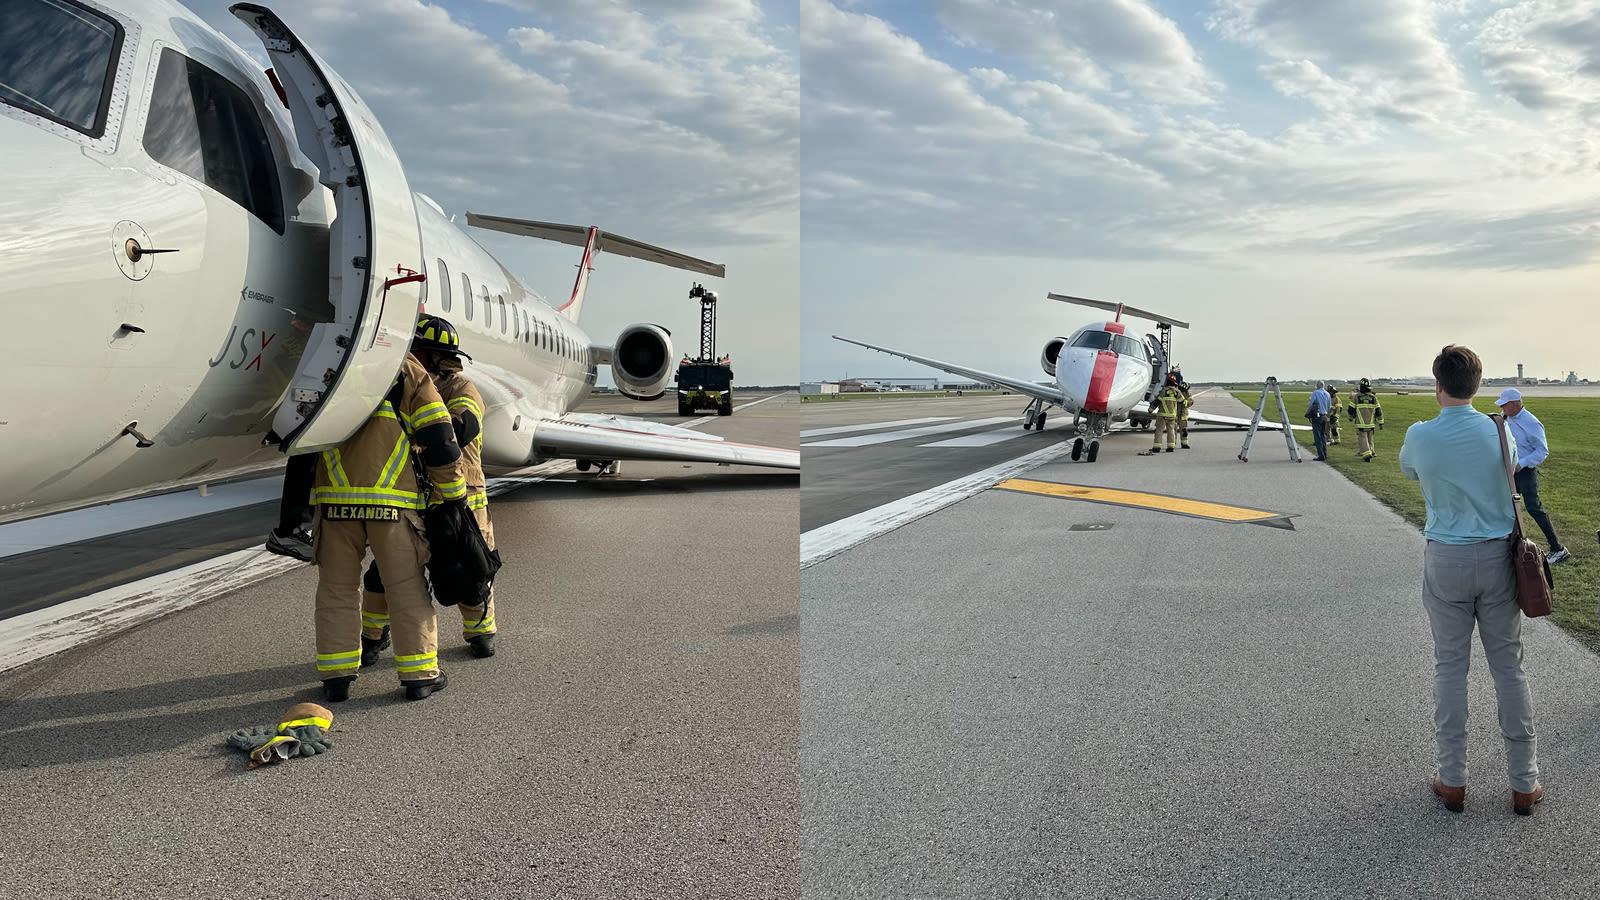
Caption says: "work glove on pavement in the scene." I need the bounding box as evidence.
[283,723,333,756]
[225,725,277,754]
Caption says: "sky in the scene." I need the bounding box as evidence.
[803,0,1600,384]
[188,0,798,386]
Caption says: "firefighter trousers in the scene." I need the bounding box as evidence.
[1153,417,1178,449]
[1358,428,1375,457]
[363,507,497,642]
[314,511,439,683]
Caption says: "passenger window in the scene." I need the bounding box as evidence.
[480,286,491,329]
[0,0,122,137]
[144,49,284,233]
[461,274,473,320]
[498,296,508,334]
[435,258,451,312]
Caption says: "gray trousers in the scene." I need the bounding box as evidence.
[1422,540,1538,792]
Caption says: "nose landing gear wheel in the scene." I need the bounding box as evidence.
[1071,437,1084,460]
[1087,440,1100,462]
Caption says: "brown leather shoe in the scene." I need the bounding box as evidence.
[1513,783,1544,816]
[1432,777,1465,812]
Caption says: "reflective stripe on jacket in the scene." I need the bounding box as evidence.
[312,355,468,514]
[431,358,488,508]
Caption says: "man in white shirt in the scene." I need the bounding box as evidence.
[1495,389,1570,564]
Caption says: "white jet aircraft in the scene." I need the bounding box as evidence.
[0,0,797,526]
[834,294,1302,462]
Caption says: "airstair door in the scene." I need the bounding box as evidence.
[231,4,424,454]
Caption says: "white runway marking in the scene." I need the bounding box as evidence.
[800,440,1073,569]
[800,417,958,439]
[0,476,283,560]
[919,425,1040,447]
[802,417,1015,448]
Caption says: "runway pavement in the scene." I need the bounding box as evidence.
[0,393,798,900]
[802,390,1600,899]
[800,392,1261,532]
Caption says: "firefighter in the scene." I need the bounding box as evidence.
[1326,385,1342,446]
[1140,373,1185,455]
[361,315,499,665]
[311,346,469,703]
[1173,365,1194,449]
[1348,378,1385,461]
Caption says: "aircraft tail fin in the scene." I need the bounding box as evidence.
[1046,292,1190,329]
[465,213,725,322]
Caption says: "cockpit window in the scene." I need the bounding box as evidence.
[1070,331,1112,351]
[1070,330,1145,358]
[0,0,122,137]
[144,48,285,233]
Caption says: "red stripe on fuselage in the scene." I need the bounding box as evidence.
[1085,350,1117,413]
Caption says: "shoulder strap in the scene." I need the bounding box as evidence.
[1491,413,1525,541]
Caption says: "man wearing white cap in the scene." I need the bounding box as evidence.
[1495,388,1570,565]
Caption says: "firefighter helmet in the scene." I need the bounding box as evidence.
[414,314,471,360]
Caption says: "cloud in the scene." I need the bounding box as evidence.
[1209,0,1472,127]
[194,0,795,247]
[800,0,1600,273]
[934,0,1217,105]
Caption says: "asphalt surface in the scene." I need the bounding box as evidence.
[800,394,1256,531]
[0,393,799,900]
[801,390,1600,899]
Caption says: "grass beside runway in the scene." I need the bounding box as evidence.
[1233,392,1600,652]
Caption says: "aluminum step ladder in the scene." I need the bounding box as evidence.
[1238,377,1302,463]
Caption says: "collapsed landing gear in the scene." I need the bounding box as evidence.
[576,459,621,476]
[1023,398,1048,431]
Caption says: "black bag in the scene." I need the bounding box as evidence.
[393,375,503,608]
[420,500,502,608]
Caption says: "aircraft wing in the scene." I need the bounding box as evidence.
[832,336,1065,406]
[529,414,799,469]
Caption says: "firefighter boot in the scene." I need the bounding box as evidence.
[404,671,448,701]
[467,633,496,658]
[322,675,356,703]
[361,626,391,668]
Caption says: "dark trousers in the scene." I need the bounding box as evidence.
[277,453,318,535]
[1310,414,1328,458]
[1514,467,1562,551]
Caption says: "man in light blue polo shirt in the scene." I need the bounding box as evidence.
[1494,388,1569,564]
[1399,344,1541,815]
[1306,380,1331,460]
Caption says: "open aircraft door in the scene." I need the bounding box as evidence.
[232,4,424,454]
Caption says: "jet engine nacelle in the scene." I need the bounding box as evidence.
[612,323,675,400]
[1041,337,1068,377]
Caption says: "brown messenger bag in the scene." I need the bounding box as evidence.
[1491,413,1553,618]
